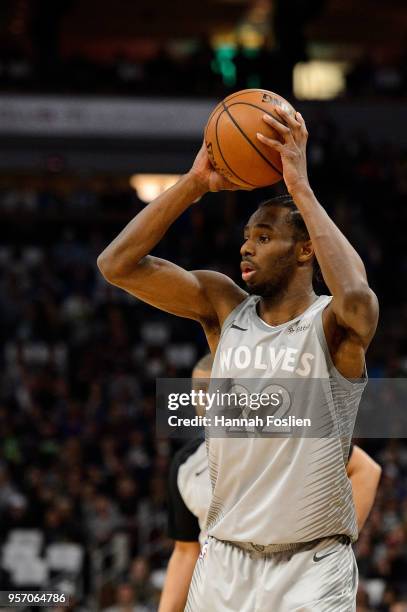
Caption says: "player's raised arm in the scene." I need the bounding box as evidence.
[257,108,378,364]
[97,143,247,329]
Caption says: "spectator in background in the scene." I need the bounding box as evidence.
[85,494,123,545]
[390,603,407,612]
[0,467,23,510]
[356,583,371,611]
[128,556,155,606]
[102,582,149,612]
[0,494,30,540]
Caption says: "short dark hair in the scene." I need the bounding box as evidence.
[257,194,309,242]
[257,194,321,281]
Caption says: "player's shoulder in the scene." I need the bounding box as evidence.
[191,269,246,297]
[192,269,247,327]
[171,438,205,473]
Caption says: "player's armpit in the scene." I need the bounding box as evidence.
[98,254,246,327]
[322,290,379,378]
[326,287,379,347]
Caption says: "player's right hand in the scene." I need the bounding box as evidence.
[189,142,251,193]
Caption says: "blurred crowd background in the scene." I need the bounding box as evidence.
[1,37,407,100]
[0,0,406,611]
[0,0,407,100]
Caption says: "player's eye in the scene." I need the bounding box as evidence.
[259,235,270,243]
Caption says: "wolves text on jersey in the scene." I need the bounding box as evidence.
[219,345,315,377]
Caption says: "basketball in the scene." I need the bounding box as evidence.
[204,89,296,188]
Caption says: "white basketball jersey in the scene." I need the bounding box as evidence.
[178,441,211,532]
[206,295,366,545]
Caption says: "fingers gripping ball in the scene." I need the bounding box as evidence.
[204,89,296,188]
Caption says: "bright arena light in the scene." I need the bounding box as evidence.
[130,174,181,202]
[293,60,348,100]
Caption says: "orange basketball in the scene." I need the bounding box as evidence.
[204,89,296,188]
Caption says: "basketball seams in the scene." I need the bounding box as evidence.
[205,103,254,187]
[222,89,294,112]
[221,89,264,105]
[222,101,283,177]
[214,110,257,188]
[227,100,294,123]
[205,88,291,144]
[205,103,222,141]
[204,90,294,187]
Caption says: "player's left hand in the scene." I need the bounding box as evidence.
[256,108,310,194]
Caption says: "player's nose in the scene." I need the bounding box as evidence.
[240,239,255,257]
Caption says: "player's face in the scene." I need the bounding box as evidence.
[240,207,298,297]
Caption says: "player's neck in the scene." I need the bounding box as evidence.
[257,287,317,327]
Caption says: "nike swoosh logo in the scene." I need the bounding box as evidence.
[230,324,248,331]
[195,467,208,477]
[313,550,338,562]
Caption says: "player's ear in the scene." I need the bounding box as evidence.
[297,240,314,264]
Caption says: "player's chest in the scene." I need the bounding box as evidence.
[216,322,319,378]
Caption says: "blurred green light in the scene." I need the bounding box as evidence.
[212,45,237,86]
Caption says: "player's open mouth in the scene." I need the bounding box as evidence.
[241,262,257,281]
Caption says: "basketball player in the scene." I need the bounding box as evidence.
[158,358,381,612]
[158,354,212,612]
[97,107,379,610]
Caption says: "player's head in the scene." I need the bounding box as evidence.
[192,353,213,417]
[241,194,315,298]
[192,353,213,380]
